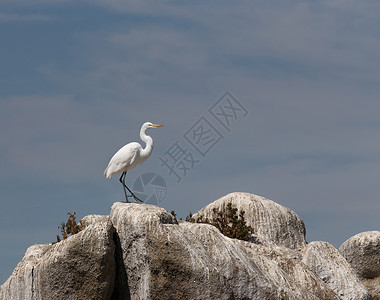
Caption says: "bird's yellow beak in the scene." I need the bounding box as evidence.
[151,124,163,127]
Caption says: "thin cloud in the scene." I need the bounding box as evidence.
[0,12,54,22]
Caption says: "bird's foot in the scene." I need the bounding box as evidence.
[132,194,143,203]
[125,194,143,203]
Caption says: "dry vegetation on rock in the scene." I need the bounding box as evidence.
[55,211,81,243]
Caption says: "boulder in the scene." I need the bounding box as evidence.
[2,192,374,300]
[0,215,115,300]
[110,201,339,300]
[340,231,380,299]
[302,241,372,300]
[192,192,306,249]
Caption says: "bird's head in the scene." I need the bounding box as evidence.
[143,122,163,130]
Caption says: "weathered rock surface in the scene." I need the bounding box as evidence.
[302,241,372,300]
[192,192,306,249]
[0,215,115,300]
[1,192,376,299]
[340,231,380,299]
[110,201,339,300]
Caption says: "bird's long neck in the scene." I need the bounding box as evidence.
[140,128,153,159]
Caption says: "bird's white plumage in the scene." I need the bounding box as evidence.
[104,142,141,178]
[104,122,162,179]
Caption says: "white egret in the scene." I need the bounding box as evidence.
[104,122,163,202]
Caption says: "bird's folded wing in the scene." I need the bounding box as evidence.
[104,143,141,178]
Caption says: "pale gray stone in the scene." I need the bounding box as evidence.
[303,241,372,300]
[340,231,380,300]
[192,192,306,249]
[110,201,338,300]
[2,193,374,300]
[0,215,115,300]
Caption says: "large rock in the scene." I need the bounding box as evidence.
[192,192,306,249]
[0,215,115,300]
[2,192,375,299]
[340,231,380,299]
[302,241,372,300]
[110,201,339,300]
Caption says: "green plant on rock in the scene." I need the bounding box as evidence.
[193,202,254,241]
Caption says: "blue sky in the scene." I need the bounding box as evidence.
[1,0,380,283]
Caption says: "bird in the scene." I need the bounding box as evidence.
[104,122,163,202]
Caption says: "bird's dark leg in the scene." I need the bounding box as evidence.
[119,172,129,202]
[120,171,143,203]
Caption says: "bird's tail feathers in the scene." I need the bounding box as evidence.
[104,166,112,179]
